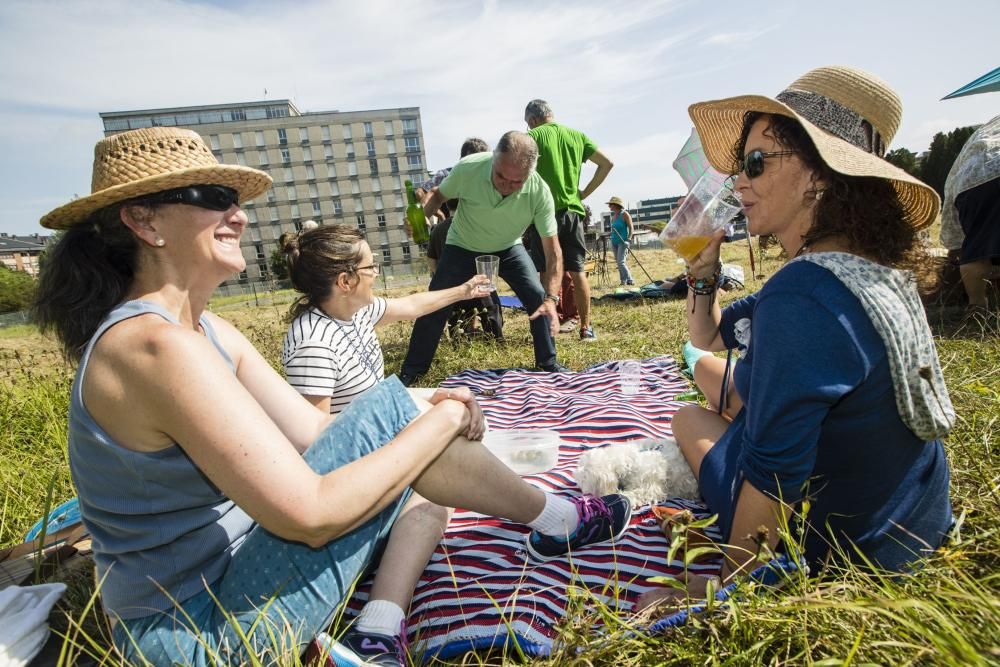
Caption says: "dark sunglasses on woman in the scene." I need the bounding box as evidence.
[143,185,241,211]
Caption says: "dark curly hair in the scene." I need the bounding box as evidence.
[732,112,938,292]
[281,223,366,321]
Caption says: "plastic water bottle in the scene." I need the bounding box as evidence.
[620,360,642,395]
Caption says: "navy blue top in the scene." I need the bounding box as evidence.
[698,261,952,570]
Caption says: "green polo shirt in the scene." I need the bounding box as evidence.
[440,152,557,253]
[528,122,597,215]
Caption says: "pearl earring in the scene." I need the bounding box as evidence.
[155,238,165,247]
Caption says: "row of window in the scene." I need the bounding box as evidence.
[103,105,291,132]
[211,134,420,156]
[206,119,418,150]
[219,145,422,172]
[238,238,411,282]
[244,196,408,222]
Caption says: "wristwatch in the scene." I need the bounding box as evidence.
[544,293,561,305]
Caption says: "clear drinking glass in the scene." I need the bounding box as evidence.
[660,170,742,262]
[620,360,642,395]
[475,254,500,292]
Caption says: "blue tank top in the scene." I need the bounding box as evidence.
[68,300,254,620]
[611,213,629,246]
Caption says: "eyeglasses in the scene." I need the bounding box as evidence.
[144,185,241,211]
[739,149,796,179]
[353,263,380,275]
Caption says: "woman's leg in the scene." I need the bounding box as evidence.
[614,244,631,284]
[671,404,730,479]
[692,354,743,419]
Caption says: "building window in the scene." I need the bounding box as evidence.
[293,219,303,232]
[351,180,360,195]
[267,189,276,203]
[255,130,265,147]
[236,153,247,166]
[345,142,355,159]
[266,106,288,119]
[356,213,366,228]
[299,127,309,143]
[232,133,243,149]
[270,207,279,221]
[404,136,420,152]
[324,145,334,160]
[238,270,248,282]
[395,194,404,208]
[394,176,403,191]
[386,139,396,154]
[247,208,258,223]
[209,134,221,150]
[369,159,379,176]
[406,155,422,169]
[281,148,291,163]
[366,140,376,157]
[402,118,418,134]
[402,243,411,259]
[258,150,269,165]
[363,121,373,138]
[375,195,384,210]
[328,181,339,197]
[389,157,399,173]
[326,163,336,179]
[342,124,352,140]
[254,243,265,261]
[377,213,386,228]
[230,109,247,121]
[333,200,342,215]
[312,200,321,216]
[305,165,316,180]
[291,203,300,218]
[284,167,293,182]
[353,198,362,212]
[384,120,394,136]
[381,247,392,262]
[348,161,358,176]
[321,126,331,141]
[371,178,381,192]
[308,183,319,198]
[302,146,313,162]
[277,128,287,145]
[249,226,261,241]
[287,186,297,200]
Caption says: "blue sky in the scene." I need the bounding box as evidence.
[1,0,997,235]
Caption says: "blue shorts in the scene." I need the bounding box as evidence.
[113,376,420,666]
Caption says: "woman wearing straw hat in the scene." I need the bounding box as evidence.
[607,196,635,285]
[32,127,631,665]
[642,67,955,609]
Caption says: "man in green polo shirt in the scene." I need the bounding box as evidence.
[399,131,567,384]
[524,99,614,342]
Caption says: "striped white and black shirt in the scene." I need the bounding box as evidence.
[281,300,387,415]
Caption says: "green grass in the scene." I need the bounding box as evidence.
[2,245,998,665]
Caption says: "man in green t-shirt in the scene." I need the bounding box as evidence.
[524,99,614,342]
[398,131,568,385]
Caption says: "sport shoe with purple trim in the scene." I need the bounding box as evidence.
[326,626,407,666]
[525,493,633,561]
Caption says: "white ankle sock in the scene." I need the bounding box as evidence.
[527,494,580,536]
[355,599,405,637]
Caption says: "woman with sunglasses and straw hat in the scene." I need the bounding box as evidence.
[32,127,631,665]
[641,67,956,610]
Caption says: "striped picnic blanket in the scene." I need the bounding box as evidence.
[346,356,722,660]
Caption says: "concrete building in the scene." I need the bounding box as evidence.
[0,233,50,277]
[100,100,429,290]
[600,195,682,233]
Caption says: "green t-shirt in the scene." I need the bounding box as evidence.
[528,122,597,215]
[440,152,557,253]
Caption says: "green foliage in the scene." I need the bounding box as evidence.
[919,125,979,197]
[268,247,288,280]
[0,264,37,314]
[885,146,920,176]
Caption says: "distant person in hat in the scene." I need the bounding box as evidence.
[642,66,955,610]
[30,127,631,665]
[524,99,614,341]
[939,113,1000,319]
[607,196,635,285]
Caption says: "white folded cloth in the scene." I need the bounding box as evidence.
[0,583,67,667]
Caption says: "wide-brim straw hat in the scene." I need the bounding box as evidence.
[606,196,625,207]
[688,65,940,230]
[41,127,273,230]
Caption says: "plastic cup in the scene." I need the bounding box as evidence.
[660,170,742,262]
[620,360,642,395]
[475,255,500,292]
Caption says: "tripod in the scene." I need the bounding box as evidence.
[611,228,656,285]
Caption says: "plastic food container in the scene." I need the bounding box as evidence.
[483,429,561,475]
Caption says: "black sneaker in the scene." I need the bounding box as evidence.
[525,494,632,561]
[396,371,422,387]
[325,627,406,666]
[536,361,571,373]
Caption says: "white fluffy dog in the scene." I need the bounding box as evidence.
[574,437,700,507]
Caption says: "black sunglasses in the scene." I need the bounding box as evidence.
[144,185,240,211]
[740,149,796,179]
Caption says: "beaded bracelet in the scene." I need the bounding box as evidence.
[686,262,722,312]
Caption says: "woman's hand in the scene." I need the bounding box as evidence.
[634,573,721,614]
[461,275,491,299]
[429,386,486,440]
[687,228,726,279]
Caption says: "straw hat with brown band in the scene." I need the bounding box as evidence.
[41,127,273,230]
[688,65,940,230]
